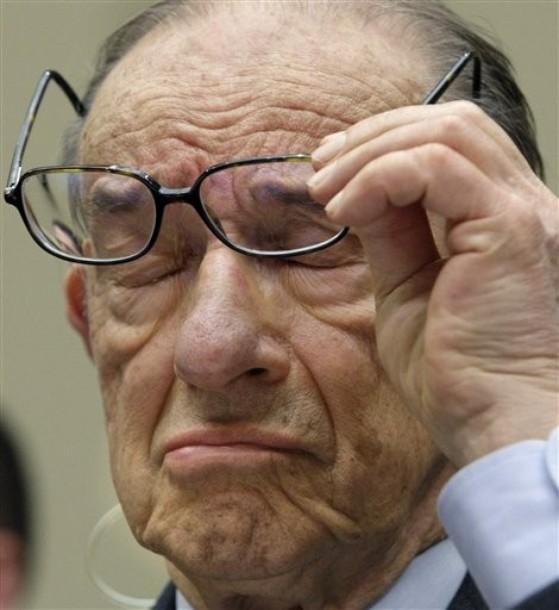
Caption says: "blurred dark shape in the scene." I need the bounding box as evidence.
[0,416,32,609]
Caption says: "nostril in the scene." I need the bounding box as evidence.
[248,367,267,377]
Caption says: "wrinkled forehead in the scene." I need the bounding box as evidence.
[82,5,429,172]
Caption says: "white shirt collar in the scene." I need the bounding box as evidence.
[176,539,466,609]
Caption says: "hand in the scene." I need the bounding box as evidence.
[308,101,559,467]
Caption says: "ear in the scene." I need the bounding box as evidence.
[64,266,93,359]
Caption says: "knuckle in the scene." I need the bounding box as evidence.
[437,103,487,144]
[448,99,486,123]
[516,201,548,237]
[438,112,471,138]
[420,142,454,167]
[499,194,552,257]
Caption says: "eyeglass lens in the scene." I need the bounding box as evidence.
[22,171,157,261]
[20,160,345,262]
[198,161,344,254]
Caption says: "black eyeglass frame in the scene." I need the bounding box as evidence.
[4,51,481,265]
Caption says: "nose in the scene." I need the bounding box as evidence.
[174,248,291,391]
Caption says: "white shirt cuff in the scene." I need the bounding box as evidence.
[438,427,559,610]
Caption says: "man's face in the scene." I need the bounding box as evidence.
[68,8,448,596]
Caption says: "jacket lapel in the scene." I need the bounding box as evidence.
[448,574,489,610]
[152,582,176,610]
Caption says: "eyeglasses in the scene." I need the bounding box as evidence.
[4,52,481,265]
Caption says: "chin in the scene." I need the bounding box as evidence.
[138,487,334,582]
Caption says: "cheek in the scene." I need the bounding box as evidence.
[88,271,183,420]
[103,336,178,538]
[333,378,439,528]
[293,300,439,527]
[87,288,181,526]
[93,313,175,429]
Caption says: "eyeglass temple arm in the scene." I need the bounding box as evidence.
[422,51,481,105]
[5,70,85,200]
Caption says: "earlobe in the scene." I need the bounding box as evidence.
[65,266,93,359]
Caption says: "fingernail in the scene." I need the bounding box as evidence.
[307,161,337,189]
[313,131,346,165]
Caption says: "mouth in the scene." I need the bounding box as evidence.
[163,428,310,473]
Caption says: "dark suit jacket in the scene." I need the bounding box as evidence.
[152,576,559,609]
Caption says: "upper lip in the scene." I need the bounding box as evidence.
[163,427,311,457]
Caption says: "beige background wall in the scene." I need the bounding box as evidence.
[0,1,557,608]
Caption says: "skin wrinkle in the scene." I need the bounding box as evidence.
[283,283,376,466]
[81,12,425,169]
[83,96,367,170]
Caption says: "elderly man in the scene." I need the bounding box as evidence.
[3,1,558,609]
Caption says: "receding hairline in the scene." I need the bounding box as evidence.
[81,0,434,158]
[99,0,436,86]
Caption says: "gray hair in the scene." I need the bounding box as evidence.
[63,0,544,178]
